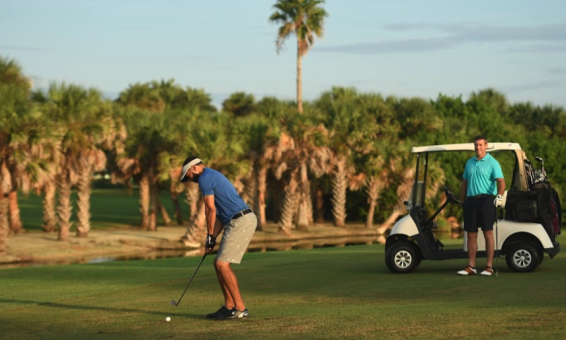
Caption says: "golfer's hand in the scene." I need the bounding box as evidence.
[493,195,503,208]
[205,234,216,253]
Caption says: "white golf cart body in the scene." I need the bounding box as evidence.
[385,143,561,273]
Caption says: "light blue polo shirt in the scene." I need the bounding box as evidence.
[463,153,504,197]
[198,168,249,224]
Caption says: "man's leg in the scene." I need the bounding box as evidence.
[483,230,494,268]
[467,232,478,267]
[215,260,245,311]
[214,259,235,309]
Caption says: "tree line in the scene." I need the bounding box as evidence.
[1,54,565,252]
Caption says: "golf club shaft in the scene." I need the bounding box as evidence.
[173,253,207,306]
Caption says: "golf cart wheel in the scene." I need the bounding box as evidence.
[505,242,541,273]
[385,242,420,274]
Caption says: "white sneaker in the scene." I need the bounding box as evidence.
[457,266,477,276]
[480,267,494,276]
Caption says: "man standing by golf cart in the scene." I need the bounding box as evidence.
[180,156,257,319]
[458,135,506,276]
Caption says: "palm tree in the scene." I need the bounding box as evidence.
[43,83,117,240]
[270,0,328,114]
[0,57,51,251]
[222,92,257,117]
[315,87,378,227]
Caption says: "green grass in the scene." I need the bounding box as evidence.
[1,242,565,340]
[18,187,187,231]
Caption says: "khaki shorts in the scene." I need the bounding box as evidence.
[216,213,257,264]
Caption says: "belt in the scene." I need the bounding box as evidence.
[231,208,252,220]
[467,194,492,200]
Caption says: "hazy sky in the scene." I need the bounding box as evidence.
[2,0,566,109]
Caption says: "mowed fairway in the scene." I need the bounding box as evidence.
[1,243,565,340]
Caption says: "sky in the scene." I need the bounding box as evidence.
[1,0,566,109]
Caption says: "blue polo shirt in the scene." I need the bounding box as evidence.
[463,153,504,197]
[198,167,249,224]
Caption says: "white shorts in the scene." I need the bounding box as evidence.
[216,213,257,264]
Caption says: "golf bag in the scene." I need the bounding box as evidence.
[505,158,562,240]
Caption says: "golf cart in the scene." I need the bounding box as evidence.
[385,143,561,273]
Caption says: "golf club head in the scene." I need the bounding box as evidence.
[170,300,178,307]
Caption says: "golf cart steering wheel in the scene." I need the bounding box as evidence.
[444,187,462,205]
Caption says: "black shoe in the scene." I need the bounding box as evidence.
[218,308,249,319]
[206,306,231,319]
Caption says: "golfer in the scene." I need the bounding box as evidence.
[458,135,505,276]
[180,156,257,319]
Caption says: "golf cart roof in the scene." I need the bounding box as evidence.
[411,143,522,154]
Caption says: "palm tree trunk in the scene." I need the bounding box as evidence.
[365,176,384,229]
[297,41,303,114]
[138,174,150,230]
[8,189,24,234]
[76,163,91,237]
[0,193,8,253]
[257,161,267,231]
[296,163,310,231]
[184,183,200,223]
[331,155,348,227]
[377,208,402,234]
[57,170,73,242]
[170,181,183,225]
[158,199,171,225]
[148,180,158,231]
[376,168,414,234]
[278,171,298,234]
[42,181,57,232]
[315,186,325,224]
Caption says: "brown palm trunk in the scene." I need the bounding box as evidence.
[148,180,158,231]
[278,171,298,234]
[8,189,24,234]
[296,163,310,231]
[138,174,150,230]
[257,162,267,231]
[331,155,348,227]
[297,41,303,114]
[76,164,91,237]
[315,186,325,224]
[42,181,57,232]
[170,182,183,225]
[57,170,73,242]
[376,168,414,234]
[0,192,9,253]
[365,176,384,229]
[158,199,171,225]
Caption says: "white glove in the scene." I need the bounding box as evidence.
[493,194,503,207]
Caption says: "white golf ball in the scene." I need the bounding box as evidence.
[165,317,171,322]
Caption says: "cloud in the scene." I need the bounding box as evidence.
[502,80,562,93]
[0,45,50,52]
[317,23,566,55]
[548,67,566,76]
[506,43,566,52]
[317,37,456,54]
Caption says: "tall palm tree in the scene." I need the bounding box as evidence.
[315,87,378,227]
[270,0,328,114]
[43,83,116,240]
[0,57,50,251]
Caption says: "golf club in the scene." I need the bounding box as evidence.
[170,253,208,307]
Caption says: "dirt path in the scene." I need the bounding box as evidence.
[1,223,384,267]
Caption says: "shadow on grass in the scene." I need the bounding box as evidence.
[0,298,204,319]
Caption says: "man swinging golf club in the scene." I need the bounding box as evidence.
[180,156,257,319]
[458,135,505,276]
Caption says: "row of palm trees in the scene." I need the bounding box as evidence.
[2,54,441,252]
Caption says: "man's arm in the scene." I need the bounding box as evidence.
[495,178,506,196]
[459,179,468,202]
[203,195,223,238]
